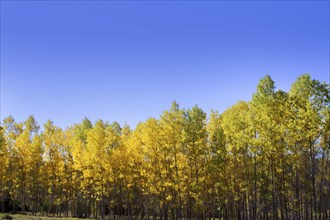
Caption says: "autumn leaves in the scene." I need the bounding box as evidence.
[0,74,329,219]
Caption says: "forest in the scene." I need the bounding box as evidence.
[0,74,329,220]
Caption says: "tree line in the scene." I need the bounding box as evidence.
[0,74,329,219]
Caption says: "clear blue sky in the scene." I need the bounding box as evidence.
[1,1,329,129]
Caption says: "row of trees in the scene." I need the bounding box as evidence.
[0,74,329,219]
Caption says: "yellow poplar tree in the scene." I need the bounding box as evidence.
[0,126,9,213]
[42,120,65,216]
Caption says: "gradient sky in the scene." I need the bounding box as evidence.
[1,1,329,129]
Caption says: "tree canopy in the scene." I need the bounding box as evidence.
[1,74,329,219]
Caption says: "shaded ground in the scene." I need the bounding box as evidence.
[0,213,94,220]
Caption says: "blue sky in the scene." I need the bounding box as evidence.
[1,1,329,129]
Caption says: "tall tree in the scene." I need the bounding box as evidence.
[182,105,208,219]
[0,126,9,213]
[42,120,65,216]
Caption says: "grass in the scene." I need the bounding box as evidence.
[0,213,94,220]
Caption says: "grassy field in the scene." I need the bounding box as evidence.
[0,213,94,220]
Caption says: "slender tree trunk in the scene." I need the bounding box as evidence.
[1,192,4,213]
[253,154,257,220]
[310,140,317,220]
